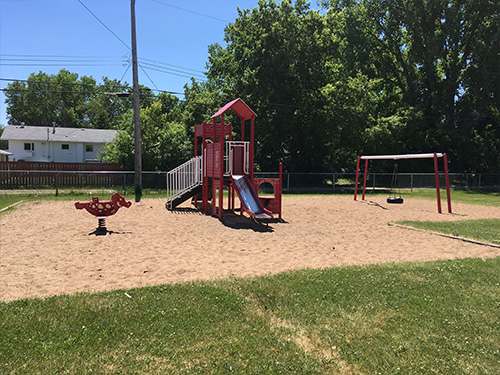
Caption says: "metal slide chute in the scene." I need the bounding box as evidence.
[230,175,273,220]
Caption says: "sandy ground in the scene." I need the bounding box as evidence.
[1,195,499,302]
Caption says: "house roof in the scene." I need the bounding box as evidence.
[0,125,118,144]
[0,149,12,156]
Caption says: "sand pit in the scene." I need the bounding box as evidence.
[1,195,499,302]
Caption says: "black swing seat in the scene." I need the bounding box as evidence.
[387,197,404,204]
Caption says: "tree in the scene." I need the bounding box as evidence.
[5,69,96,127]
[321,0,500,172]
[3,69,149,130]
[101,96,192,171]
[207,0,337,172]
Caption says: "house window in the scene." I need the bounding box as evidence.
[24,143,34,151]
[85,145,94,152]
[62,144,69,150]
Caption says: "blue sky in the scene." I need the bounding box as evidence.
[0,0,320,126]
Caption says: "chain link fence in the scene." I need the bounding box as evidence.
[1,169,499,195]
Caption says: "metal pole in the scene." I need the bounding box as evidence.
[434,153,442,214]
[443,153,452,213]
[354,156,360,200]
[362,159,368,200]
[131,0,142,202]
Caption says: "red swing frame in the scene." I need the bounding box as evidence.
[354,153,452,214]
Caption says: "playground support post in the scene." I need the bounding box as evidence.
[279,162,283,219]
[362,159,368,200]
[219,113,225,220]
[354,156,360,200]
[444,153,452,213]
[433,153,442,214]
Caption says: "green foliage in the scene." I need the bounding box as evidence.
[4,69,153,130]
[101,96,192,171]
[201,0,500,173]
[4,0,500,173]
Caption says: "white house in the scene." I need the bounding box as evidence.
[0,125,118,163]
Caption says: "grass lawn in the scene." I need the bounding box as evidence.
[1,189,499,373]
[1,258,499,374]
[397,189,500,207]
[397,219,500,245]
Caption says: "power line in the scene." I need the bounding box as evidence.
[2,54,206,75]
[0,87,184,96]
[139,64,159,90]
[0,77,128,88]
[0,63,125,67]
[139,57,205,74]
[77,0,131,51]
[137,61,207,80]
[150,0,231,23]
[0,79,185,96]
[120,63,132,83]
[0,55,206,80]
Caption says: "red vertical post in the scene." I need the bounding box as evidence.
[193,132,198,207]
[443,153,452,213]
[202,124,208,214]
[250,116,255,182]
[278,162,283,219]
[219,113,225,220]
[231,184,235,213]
[241,118,245,141]
[362,159,368,200]
[354,156,360,200]
[434,152,442,214]
[212,118,217,216]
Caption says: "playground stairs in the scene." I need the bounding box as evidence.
[166,184,202,210]
[166,156,203,210]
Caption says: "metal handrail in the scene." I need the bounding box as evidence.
[166,156,203,202]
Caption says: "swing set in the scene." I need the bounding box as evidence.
[354,153,452,213]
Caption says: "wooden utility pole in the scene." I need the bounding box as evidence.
[131,0,142,202]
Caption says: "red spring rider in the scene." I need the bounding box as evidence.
[75,192,131,235]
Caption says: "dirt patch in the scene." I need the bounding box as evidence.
[1,195,499,302]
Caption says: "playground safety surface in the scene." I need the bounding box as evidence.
[1,195,499,302]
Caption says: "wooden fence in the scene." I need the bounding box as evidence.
[0,161,122,189]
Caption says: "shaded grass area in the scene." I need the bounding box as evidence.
[407,189,500,207]
[1,258,500,374]
[397,219,500,245]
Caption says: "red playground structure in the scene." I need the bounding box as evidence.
[166,98,282,221]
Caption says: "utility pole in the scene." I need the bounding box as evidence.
[131,0,142,202]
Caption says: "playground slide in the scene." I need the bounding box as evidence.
[231,175,273,219]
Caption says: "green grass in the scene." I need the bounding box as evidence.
[397,219,500,245]
[407,189,500,207]
[1,189,499,373]
[1,258,500,374]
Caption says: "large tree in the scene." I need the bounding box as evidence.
[320,0,500,171]
[207,0,337,172]
[202,0,499,172]
[4,69,147,130]
[102,94,191,171]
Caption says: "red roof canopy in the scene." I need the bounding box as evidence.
[211,98,257,121]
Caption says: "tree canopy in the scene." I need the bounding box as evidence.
[204,0,499,172]
[3,0,499,173]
